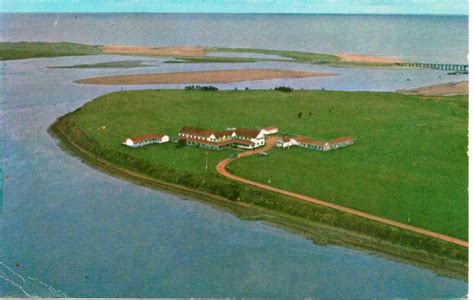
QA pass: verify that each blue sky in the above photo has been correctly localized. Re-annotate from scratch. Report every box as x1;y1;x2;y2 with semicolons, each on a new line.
0;0;468;15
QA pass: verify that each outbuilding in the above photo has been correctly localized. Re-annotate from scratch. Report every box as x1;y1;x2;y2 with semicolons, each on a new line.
262;126;279;135
123;134;169;147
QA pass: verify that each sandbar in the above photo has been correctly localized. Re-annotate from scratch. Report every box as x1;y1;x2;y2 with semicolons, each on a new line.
76;69;335;85
336;53;403;64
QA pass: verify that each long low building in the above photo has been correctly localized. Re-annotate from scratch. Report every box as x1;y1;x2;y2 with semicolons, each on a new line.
277;135;354;151
123;134;169;147
178;126;271;150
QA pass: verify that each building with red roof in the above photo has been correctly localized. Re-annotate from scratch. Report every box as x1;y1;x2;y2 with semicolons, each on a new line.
277;135;354;151
178;126;268;150
123;133;169;147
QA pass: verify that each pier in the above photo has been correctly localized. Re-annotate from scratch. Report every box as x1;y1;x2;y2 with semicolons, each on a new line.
397;62;468;72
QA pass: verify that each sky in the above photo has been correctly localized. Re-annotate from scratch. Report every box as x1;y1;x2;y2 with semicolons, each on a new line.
0;0;468;15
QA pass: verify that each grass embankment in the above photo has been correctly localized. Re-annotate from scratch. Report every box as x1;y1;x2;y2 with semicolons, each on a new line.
49;60;151;69
50;89;467;278
398;81;468;96
0;42;101;60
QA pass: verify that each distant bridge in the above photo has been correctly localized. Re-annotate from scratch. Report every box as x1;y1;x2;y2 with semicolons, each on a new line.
397;62;468;72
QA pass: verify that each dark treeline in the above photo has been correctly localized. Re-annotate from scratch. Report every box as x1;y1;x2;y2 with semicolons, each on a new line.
185;85;219;91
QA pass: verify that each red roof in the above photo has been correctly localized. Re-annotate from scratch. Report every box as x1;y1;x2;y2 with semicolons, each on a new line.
293;135;354;147
293;136;327;147
232;139;256;146
130;134;166;143
234;128;261;138
179;137;234;147
179;137;255;147
328;136;354;145
179;126;230;138
263;126;278;131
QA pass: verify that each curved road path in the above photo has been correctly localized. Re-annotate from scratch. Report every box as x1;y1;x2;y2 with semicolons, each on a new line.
216;136;468;248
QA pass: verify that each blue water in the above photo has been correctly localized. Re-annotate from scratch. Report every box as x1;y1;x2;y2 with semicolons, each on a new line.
0;14;468;297
0;13;468;64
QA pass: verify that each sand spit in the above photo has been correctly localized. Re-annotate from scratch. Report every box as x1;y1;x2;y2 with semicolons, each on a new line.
336;53;403;64
399;81;468;96
76;69;335;85
101;45;207;57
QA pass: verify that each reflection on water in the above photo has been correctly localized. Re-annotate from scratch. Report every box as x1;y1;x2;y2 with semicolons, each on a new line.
0;55;468;297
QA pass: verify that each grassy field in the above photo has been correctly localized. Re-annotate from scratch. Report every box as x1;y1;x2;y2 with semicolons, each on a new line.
68;89;467;240
49;60;151;68
0;42;102;60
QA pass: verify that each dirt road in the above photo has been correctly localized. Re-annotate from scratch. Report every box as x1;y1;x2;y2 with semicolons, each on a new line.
216;137;468;248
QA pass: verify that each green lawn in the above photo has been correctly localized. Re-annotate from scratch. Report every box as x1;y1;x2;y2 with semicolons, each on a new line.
0;42;102;60
71;89;467;240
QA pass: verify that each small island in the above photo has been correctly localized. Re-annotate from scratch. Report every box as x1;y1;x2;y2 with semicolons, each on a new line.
74;69;335;85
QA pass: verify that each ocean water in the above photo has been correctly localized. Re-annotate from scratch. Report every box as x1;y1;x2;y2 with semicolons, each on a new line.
0;14;469;297
0;13;468;64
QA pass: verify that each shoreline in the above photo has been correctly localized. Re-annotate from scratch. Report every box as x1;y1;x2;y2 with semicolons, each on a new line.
48;112;468;281
398;80;468;96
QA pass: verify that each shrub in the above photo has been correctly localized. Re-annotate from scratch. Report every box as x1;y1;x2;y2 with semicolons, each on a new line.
185;85;218;91
274;86;293;92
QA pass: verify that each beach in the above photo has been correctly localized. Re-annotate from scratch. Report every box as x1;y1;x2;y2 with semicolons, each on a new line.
336;53;404;64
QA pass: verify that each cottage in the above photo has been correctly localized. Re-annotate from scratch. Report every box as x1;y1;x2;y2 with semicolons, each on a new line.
123;134;169;147
326;136;354;150
293;136;329;151
277;135;354;151
276;136;296;148
262;126;279;135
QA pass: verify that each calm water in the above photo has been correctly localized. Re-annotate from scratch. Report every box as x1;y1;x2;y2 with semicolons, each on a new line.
0;13;468;64
0;13;469;297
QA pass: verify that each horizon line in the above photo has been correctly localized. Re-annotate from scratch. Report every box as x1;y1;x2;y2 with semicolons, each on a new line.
0;11;468;16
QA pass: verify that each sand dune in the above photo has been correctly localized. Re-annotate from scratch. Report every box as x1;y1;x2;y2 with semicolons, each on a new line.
76;69;335;85
336;53;403;64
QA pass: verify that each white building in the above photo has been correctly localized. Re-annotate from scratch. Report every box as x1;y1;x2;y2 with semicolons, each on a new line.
123;134;169;147
233;128;266;149
277;135;354;151
178;126;266;150
262;126;279;135
276;136;299;148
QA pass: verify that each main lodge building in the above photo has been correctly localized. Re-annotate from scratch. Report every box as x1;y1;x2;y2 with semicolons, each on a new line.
178;126;277;150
